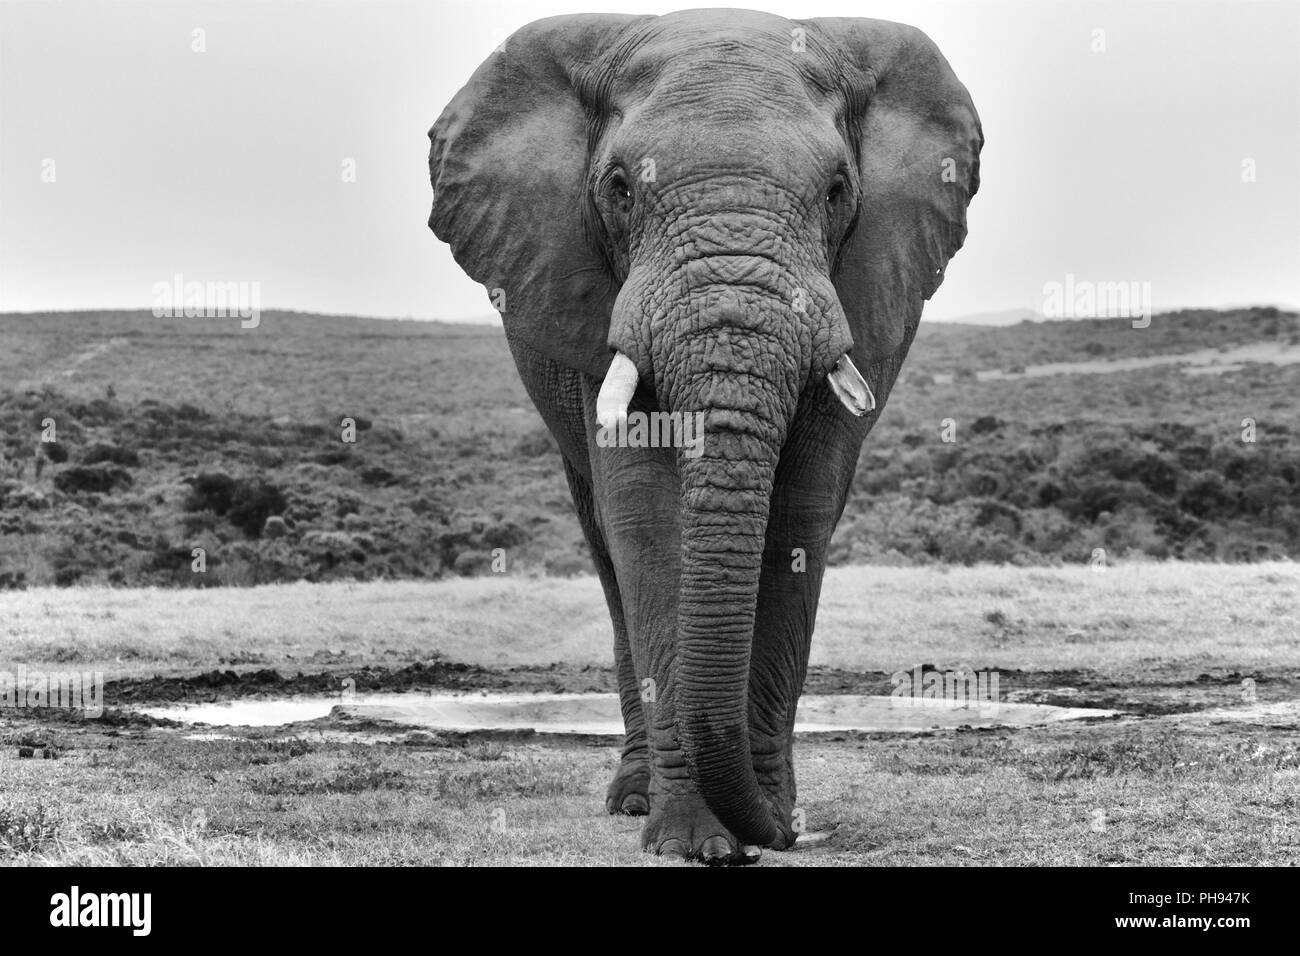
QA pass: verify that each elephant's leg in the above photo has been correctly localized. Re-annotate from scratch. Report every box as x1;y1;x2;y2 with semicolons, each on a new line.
499;338;653;815
560;457;650;816
748;408;866;843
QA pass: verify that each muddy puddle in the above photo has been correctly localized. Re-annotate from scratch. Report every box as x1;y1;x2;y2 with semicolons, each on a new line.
140;691;1117;734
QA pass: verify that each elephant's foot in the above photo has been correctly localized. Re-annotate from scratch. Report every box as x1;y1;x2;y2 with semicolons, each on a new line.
641;792;762;865
605;747;651;816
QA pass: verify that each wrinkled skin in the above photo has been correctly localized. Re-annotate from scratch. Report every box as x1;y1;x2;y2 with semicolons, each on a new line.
429;9;981;863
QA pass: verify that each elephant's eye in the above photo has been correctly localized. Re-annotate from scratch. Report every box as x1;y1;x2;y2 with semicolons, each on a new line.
608;172;632;205
825;180;846;207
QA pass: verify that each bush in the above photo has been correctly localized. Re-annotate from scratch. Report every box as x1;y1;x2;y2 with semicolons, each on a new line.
227;478;288;537
263;516;290;538
515;428;559;458
453;550;494;576
39;442;69;463
483;521;528;549
1179;473;1232;518
183;473;286;537
52;465;131;495
81;442;140;467
185;473;237;514
544;551;589;577
360;465;398;486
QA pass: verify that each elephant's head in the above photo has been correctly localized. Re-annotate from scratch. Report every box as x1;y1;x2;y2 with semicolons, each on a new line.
429;9;981;847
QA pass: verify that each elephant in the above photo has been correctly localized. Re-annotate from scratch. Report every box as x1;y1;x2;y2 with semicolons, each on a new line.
428;8;981;863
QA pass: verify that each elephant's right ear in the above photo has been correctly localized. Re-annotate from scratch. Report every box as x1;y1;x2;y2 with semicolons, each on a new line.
429;15;646;379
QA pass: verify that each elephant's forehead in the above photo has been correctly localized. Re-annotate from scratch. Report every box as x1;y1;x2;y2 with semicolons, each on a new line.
608;10;846;109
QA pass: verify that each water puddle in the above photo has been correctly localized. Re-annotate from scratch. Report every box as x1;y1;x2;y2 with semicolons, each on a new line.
140;691;1116;734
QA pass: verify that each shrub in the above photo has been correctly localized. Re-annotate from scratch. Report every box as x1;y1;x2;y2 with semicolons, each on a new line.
483;521;528;550
515;427;558;458
453;550;494;576
81;442;140;467
227;478;287;537
52;465;131;495
185;473;237;514
544;551;589;577
1179;473;1232;518
360;465;398;486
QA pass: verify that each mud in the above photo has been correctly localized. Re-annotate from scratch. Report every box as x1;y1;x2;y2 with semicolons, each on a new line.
102;661;1293;714
15;661;1292;737
105;660;617;706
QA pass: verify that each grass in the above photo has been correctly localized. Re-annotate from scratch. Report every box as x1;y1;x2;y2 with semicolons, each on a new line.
1;562;1295;680
0;562;1297;865
1;715;1295;866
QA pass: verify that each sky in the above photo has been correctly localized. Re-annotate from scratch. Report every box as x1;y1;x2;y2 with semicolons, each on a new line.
0;0;1297;324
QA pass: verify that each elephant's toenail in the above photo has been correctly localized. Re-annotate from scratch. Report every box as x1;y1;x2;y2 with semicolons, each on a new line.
658;839;688;857
741;845;763;863
699;836;734;863
621;794;649;815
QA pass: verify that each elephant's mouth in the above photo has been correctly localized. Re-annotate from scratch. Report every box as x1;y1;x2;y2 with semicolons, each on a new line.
595;350;874;427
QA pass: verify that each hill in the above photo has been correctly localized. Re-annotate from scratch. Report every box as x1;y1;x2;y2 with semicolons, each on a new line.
0;306;1297;587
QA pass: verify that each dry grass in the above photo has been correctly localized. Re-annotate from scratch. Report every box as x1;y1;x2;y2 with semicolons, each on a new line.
1;717;1296;866
1;562;1295;679
1;561;1297;866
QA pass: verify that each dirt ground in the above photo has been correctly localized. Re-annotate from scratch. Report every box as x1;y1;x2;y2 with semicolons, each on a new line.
2;565;1297;865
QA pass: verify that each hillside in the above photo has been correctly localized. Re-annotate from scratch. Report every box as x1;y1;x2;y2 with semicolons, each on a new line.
0;306;1297;587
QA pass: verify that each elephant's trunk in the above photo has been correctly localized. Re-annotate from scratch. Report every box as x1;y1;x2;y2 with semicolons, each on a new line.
674;405;788;847
660;289;807;850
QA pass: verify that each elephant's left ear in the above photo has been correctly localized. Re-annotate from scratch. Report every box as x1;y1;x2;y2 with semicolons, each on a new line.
429;15;648;379
804;18;983;369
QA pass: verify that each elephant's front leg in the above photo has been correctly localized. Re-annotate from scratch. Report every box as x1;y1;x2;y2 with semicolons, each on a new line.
558;458;650;816
586;404;748;863
749;409;865;843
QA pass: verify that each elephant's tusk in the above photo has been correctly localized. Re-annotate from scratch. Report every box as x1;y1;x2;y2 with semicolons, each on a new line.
596;352;639;431
827;354;876;416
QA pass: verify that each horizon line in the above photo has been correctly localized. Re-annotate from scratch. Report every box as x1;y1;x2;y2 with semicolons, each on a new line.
0;302;1295;327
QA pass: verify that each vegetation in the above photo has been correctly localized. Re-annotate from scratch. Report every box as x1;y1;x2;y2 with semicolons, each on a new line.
0;306;1296;587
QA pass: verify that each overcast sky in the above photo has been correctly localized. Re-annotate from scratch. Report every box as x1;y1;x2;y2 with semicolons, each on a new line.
1;0;1296;323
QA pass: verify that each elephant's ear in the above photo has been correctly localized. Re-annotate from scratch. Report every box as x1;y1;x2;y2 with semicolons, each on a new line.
429;15;646;379
806;19;982;366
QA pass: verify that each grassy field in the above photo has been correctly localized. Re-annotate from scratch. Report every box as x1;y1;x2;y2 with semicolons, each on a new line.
2;562;1297;678
1;562;1297;866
